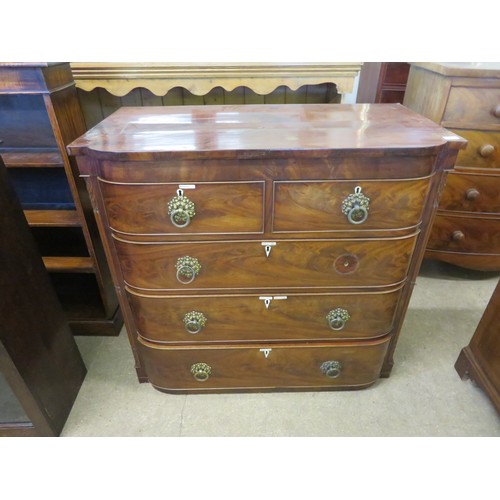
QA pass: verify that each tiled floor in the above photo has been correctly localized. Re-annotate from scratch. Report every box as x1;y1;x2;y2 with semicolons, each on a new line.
61;260;500;436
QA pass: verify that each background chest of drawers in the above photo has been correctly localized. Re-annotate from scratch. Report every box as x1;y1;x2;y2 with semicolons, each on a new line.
403;62;500;271
68;103;465;393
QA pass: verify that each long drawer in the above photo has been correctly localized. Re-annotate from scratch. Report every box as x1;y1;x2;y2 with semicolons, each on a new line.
127;285;403;343
427;214;500;254
138;336;391;392
451;129;499;168
439;171;500;214
114;233;418;291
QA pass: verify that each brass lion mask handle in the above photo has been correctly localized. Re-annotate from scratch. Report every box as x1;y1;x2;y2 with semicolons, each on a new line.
326;308;350;331
341;186;370;224
183;311;207;334
168;189;196;228
191;362;212;382
320;360;343;379
175;256;201;284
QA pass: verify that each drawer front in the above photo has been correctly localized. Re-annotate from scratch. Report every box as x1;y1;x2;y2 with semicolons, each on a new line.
451;129;500;168
99;180;265;235
439;172;500;214
273;177;431;232
139;336;391;391
427;214;500;254
115;234;418;291
444;87;500;127
127;286;403;343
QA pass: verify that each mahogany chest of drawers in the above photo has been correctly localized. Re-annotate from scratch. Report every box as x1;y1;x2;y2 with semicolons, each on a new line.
404;62;500;271
68;104;465;393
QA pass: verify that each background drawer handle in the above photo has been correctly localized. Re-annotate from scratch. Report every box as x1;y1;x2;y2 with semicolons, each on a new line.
320;360;342;379
493;105;500;118
176;256;201;284
168;191;196;228
465;188;480;201
478;144;495;158
326;308;350;330
452;230;465;242
191;362;211;382
342;186;370;224
183;311;207;334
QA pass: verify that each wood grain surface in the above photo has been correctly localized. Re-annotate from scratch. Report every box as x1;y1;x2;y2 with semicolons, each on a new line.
427;214;500;253
114;234;417;291
127;285;403;343
67;104;465;161
438;171;500;213
138;336;391;392
100;179;264;235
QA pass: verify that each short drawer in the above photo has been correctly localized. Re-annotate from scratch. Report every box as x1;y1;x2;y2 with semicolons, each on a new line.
99;179;265;235
114;234;418;291
439;171;500;214
444;87;500;127
138;336;391;392
450;130;499;168
273;177;431;232
127;286;403;343
427;214;500;254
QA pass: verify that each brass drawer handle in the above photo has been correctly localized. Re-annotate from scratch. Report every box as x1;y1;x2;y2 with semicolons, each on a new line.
191;362;211;382
465;188;480;201
452;230;465;242
168;190;196;228
320;360;342;379
326;308;350;330
183;311;207;334
478;144;495;158
342;186;370;224
176;256;201;284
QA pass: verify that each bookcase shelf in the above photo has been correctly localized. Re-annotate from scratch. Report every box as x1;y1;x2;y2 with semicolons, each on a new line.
0;63;122;336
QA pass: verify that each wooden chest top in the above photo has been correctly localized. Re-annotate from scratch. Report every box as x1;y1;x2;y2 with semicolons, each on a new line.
67;103;466;162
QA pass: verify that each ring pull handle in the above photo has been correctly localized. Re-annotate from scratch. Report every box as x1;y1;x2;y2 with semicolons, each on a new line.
183;311;207;334
168;189;196;228
326;308;350;331
320;360;342;379
341;186;370;224
478;144;495;158
191;362;211;382
176;256;201;284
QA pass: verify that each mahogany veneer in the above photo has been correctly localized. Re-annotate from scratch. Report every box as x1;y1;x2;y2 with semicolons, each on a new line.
68;103;465;393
